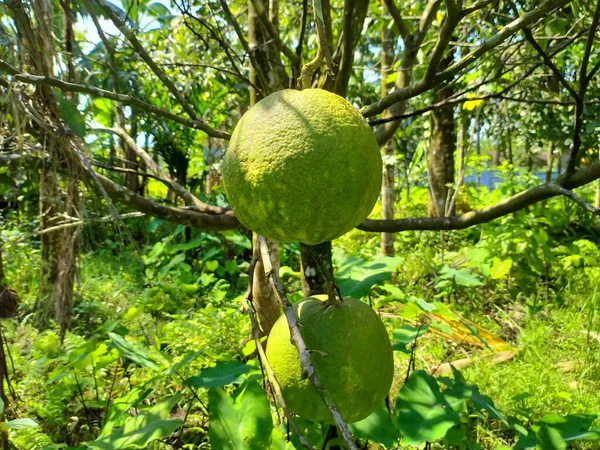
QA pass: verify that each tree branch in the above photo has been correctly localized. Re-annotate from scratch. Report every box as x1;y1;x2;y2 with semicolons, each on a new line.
218;0;269;93
242;250;315;450
358;160;600;232
0;61;231;139
360;0;573;117
567;1;600;174
92;127;227;214
507;0;579;100
94;0;201;123
554;186;600;215
90;170;239;231
461;0;498;17
249;0;300;65
301;0;333;88
384;0;411;43
257;236;357;450
92;160;167;182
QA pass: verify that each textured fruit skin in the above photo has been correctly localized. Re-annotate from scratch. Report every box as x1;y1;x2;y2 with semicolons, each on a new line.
265;297;394;423
222;89;382;245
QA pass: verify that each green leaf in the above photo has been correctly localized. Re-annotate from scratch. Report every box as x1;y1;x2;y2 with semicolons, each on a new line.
334;250;401;298
205;260;219;272
4;418;39;430
88;395;183;449
443;368;507;424
537;426;567;450
96;386;153;439
158;253;186;280
515;414;600;449
392;324;429;354
185;361;258;389
57;95;86;138
208;380;273;449
440;267;484;287
490;257;513;279
393;370;460;444
164;351;203;377
235;379;273;448
108;333;161;370
221;231;252;249
349;403;398;447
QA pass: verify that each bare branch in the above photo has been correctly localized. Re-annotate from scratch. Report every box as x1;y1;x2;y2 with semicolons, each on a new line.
243;250;315;450
422;3;462;82
249;0;300;65
92;160;167;182
257;236;358;450
94;0;201;122
296;0;309;67
91;169;238;231
555;186;600;215
384;0;411;42
439;0;572;81
358;161;600;232
360;0;573;117
567;1;600;174
461;0;498;17
415;0;443;43
218;0;269;92
507;0;579;100
92;127;227;214
0;61;231;139
301;0;333;88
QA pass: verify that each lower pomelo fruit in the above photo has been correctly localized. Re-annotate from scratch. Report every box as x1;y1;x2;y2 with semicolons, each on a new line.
266;297;394;423
222;88;382;245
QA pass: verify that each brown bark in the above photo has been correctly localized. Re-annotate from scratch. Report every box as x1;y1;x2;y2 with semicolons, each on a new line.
252;235;281;335
8;0;82;336
428;81;455;217
504;101;513;165
330;0;369;96
475;106;481;187
546;141;554;183
248;0;284;336
380;9;395;256
300;242;334;297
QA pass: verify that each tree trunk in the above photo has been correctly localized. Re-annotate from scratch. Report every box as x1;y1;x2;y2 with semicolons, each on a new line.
300;242;334;296
546;141;554;183
504;101;513;166
252;235;281;335
380;6;395;256
248;0;283;336
9;0;81;337
428;82;455;217
475;106;481;188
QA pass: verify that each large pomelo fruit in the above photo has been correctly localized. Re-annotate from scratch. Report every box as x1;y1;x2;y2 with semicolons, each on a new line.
265;297;394;423
222;89;382;245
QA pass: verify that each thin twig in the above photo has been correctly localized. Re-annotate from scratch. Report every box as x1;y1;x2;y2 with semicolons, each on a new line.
300;0;332;88
94;0;200;122
242;249;315;450
257;236;358;450
554;186;600;215
249;0;300;65
567;0;600;174
92;127;226;214
359;162;600;232
0;61;230;139
360;0;573;117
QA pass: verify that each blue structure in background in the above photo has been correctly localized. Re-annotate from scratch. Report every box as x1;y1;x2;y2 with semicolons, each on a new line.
463;170;559;189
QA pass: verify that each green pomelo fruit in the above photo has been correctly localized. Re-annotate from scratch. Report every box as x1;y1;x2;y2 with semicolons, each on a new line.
222;89;382;245
265;297;394;424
